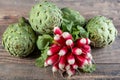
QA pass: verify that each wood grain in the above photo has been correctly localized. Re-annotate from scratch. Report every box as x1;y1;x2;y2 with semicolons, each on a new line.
0;63;120;80
0;0;120;79
0;0;120;25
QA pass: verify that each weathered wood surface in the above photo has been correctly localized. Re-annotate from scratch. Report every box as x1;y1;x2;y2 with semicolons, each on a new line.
0;0;120;80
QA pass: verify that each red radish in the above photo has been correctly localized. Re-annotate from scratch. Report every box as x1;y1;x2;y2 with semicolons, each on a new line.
72;63;78;69
52;66;58;72
47;54;59;65
72;47;82;55
44;61;48;67
66;39;74;48
86;52;93;60
59;56;66;70
76;55;88;68
62;32;72;40
45;27;95;76
47;44;61;56
54;34;65;45
44;55;53;67
52;62;59;72
67;67;75;77
67;54;75;65
65;64;70;70
85;38;91;45
58;46;68;56
50;44;59;47
81;59;88;68
82;45;91;53
53;27;62;35
80;53;87;58
87;59;92;65
77;38;86;47
54;34;61;41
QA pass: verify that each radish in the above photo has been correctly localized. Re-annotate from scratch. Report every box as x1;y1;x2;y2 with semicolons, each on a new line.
80;59;88;68
54;34;60;41
72;47;82;55
76;55;88;68
44;27;95;76
46;54;59;65
67;67;75;77
47;44;61;56
82;45;91;53
50;44;59;47
87;59;92;65
58;46;68;56
53;27;62;35
72;63;78;69
59;56;66;70
67;54;75;65
44;61;48;67
77;38;87;47
85;38;91;45
52;61;59;72
62;32;72;40
65;64;70;70
86;52;93;60
52;66;58;72
66;39;74;48
54;34;65;45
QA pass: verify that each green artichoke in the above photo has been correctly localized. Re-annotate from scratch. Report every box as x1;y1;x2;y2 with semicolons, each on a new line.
86;16;117;47
29;1;62;34
2;17;36;57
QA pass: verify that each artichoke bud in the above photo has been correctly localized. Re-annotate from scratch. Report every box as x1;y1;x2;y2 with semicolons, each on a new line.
86;16;117;47
29;1;62;34
2;17;36;57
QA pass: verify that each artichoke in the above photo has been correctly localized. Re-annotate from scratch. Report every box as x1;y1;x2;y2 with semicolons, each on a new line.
2;17;36;57
86;16;117;47
29;1;62;34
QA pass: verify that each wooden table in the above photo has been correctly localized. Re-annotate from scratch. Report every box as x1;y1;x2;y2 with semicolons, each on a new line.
0;0;120;80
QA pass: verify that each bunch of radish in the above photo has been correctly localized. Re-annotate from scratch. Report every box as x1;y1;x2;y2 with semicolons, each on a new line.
44;27;95;77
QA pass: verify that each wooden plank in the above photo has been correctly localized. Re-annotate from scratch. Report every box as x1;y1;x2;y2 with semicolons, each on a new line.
0;0;120;26
0;63;119;80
